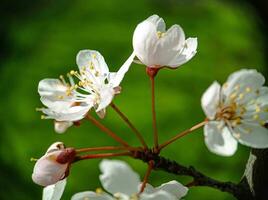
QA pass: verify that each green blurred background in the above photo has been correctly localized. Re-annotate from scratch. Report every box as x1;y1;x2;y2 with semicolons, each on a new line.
0;0;267;199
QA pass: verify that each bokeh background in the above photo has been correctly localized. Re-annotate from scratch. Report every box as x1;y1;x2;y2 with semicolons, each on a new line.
0;0;267;199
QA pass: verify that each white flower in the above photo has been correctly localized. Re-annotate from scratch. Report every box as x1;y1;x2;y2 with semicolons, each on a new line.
201;69;268;156
74;50;135;118
133;14;197;68
71;159;188;200
32;142;76;186
38;50;135;125
38;78;92;133
42;179;66;200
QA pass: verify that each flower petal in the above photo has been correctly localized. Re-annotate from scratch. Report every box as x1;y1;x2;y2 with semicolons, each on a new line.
141;190;177;200
42;179;67;200
204;121;238;156
71;191;113;200
146;14;166;32
168;37;198;68
54;121;73;134
109;51;135;87
201;81;221;120
222;69;265;104
99;159;140;195
76;50;109;77
232;121;268;148
38;79;73;108
155;181;188;199
96;87;115;112
41;104;91;121
32;151;68;186
133;20;158;66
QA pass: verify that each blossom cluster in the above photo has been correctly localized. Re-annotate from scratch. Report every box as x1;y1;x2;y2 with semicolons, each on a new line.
33;14;268;200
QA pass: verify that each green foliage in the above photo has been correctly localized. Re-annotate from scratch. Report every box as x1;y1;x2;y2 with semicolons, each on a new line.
0;0;264;199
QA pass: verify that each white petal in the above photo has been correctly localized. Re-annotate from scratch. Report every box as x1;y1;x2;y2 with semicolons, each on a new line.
71;191;113;200
232;121;268;148
109;52;135;87
201;81;221;120
96;87;115;112
204;121;238;156
42;104;91;121
146;15;166;32
99;159;140;195
38;79;73;108
54;121;73;134
141;190;177;200
76;50;109;76
222;69;265;102
46;142;65;154
42;179;67;200
168;37;198;67
32;151;68;186
155;181;188;199
151;24;185;66
133;20;158;67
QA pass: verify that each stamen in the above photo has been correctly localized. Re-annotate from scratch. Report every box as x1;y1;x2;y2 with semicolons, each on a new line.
233;132;241;139
95;188;103;194
245;87;251;93
157;31;165;38
30;157;38;162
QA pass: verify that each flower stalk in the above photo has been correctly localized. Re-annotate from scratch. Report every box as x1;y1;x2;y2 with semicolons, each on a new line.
86;114;130;147
159;120;208;150
147;67;160;152
111;102;148;149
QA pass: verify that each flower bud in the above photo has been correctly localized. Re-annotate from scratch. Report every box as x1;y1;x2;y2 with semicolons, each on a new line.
32;142;76;186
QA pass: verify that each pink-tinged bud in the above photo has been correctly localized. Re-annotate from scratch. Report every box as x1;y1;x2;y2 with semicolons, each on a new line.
32;142;76;186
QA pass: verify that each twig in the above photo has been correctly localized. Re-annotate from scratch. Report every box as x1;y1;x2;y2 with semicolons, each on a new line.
111;102;148;149
86;114;130;147
159;120;207;150
133;150;241;198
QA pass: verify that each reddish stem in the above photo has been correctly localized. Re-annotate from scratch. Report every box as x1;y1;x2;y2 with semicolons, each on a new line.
149;73;159;151
111;102;148;149
86;114;130;147
76;146;141;153
159;120;208;150
139;160;154;193
76;152;132;161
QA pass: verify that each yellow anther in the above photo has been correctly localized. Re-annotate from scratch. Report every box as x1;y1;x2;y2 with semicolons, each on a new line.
30;157;38;162
245;87;251;92
230;92;237;100
95;71;99;77
82;66;86;71
70;70;76;75
223;83;228;89
256;106;261;113
57;95;64;100
157;31;165;38
239;93;244;100
233;132;241;139
92;53;97;59
234;84;240;90
95;188;103;194
256;89;260;95
41;115;46;119
90;62;94;70
253;114;259;120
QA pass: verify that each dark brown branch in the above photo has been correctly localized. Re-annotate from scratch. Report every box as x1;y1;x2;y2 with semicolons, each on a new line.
133;150;245;199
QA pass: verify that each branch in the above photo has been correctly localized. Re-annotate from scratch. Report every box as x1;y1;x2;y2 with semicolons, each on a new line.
133;150;244;198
